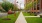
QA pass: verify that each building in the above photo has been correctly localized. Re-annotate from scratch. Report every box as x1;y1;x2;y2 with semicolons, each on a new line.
24;0;41;13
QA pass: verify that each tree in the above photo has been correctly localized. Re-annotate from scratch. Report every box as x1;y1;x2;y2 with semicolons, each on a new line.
24;1;37;15
25;1;36;10
1;2;14;12
13;5;18;11
1;1;14;20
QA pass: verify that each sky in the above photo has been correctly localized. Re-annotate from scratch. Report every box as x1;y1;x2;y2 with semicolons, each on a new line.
16;0;24;9
0;0;24;9
0;0;2;1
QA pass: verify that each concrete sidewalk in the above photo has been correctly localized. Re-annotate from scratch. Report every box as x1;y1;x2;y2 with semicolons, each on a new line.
0;13;8;17
25;16;40;17
15;11;27;23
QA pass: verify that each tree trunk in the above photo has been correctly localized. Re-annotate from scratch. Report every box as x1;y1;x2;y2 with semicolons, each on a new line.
14;11;16;17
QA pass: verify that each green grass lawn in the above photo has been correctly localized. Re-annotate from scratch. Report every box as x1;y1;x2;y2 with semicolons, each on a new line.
0;12;20;23
25;17;42;23
23;12;35;16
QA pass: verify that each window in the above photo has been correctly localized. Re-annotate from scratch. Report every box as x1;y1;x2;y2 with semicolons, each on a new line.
37;0;40;10
34;3;36;10
34;8;36;10
37;4;39;10
34;0;36;1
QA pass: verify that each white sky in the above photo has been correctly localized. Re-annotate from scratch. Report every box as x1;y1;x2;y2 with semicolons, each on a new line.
16;0;24;9
0;0;24;9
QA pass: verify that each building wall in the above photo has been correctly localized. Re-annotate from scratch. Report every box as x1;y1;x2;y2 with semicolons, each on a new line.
25;0;40;13
31;0;40;13
40;0;42;12
41;0;42;9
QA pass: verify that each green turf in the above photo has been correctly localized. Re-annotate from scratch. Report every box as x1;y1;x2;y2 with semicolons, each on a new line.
0;12;20;23
23;12;35;16
25;17;42;23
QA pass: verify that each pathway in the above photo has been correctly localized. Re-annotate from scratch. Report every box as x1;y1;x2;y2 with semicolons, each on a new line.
25;16;40;17
0;13;8;17
15;11;27;23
